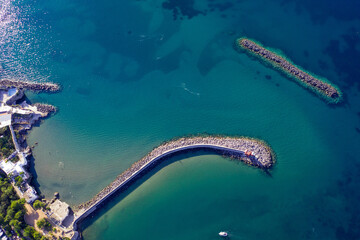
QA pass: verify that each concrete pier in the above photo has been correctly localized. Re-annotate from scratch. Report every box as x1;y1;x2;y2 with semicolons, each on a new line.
72;136;274;230
236;37;342;103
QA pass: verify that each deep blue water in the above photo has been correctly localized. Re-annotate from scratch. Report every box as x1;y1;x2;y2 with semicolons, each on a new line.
1;0;360;239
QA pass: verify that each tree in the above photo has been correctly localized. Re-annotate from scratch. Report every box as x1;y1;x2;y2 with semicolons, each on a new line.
24;226;35;238
6;208;15;218
33;231;42;240
1;148;10;157
4;225;11;236
9;219;22;232
4;214;12;223
10;199;25;212
37;218;45;229
15;176;23;187
0;178;29;239
33;200;45;210
4;186;16;200
14;210;24;221
37;218;52;231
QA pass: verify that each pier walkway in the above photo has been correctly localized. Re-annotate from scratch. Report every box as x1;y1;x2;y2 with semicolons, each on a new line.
9;125;20;152
72;136;273;230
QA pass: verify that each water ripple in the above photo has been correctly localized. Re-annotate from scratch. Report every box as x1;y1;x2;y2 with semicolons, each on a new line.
0;0;50;82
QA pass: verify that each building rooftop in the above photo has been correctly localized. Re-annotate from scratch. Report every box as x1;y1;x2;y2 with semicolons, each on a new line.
0;113;11;127
49;199;71;226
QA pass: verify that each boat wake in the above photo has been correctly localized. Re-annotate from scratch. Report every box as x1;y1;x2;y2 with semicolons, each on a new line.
181;82;200;96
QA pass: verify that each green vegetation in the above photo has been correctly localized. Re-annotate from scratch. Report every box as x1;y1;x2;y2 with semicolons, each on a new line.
36;218;52;232
0;127;15;159
0;177;43;239
9;155;20;163
33;200;46;210
15;130;21;142
24;226;44;240
15;175;23;187
0;177;24;236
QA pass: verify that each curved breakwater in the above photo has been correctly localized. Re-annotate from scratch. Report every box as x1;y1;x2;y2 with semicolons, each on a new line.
235;38;342;104
73;136;274;230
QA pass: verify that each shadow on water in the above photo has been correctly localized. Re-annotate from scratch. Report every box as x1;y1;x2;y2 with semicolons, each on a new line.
13;91;59;196
28;154;42;195
22;118;59;196
78;149;271;232
22;90;53;102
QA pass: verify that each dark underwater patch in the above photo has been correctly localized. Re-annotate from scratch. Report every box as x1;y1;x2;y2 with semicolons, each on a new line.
162;0;205;20
318;59;329;70
76;87;92;96
324;30;360;91
303;50;309;57
355;127;360;134
208;1;234;12
282;0;360;23
161;0;235;21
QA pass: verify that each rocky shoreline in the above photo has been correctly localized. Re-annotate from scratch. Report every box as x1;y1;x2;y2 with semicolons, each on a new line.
13;103;57;150
0;83;78;239
74;136;274;224
33;103;57;114
236;38;342;103
0;79;60;92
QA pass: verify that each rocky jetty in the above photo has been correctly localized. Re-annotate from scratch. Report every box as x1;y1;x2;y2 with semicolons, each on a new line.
236;38;342;103
0;79;60;92
74;136;274;224
33;103;57;114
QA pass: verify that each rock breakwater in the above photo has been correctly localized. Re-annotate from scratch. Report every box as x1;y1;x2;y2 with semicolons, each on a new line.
33;103;57;114
235;37;342;103
74;136;274;228
0;79;60;92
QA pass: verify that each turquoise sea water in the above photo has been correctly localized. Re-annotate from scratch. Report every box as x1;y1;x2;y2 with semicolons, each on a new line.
1;0;360;239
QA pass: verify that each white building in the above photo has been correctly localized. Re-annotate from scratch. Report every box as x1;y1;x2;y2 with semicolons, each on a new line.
0;89;39;203
0;112;11;127
49;199;72;226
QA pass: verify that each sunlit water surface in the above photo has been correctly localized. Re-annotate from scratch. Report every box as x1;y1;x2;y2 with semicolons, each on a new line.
1;0;360;239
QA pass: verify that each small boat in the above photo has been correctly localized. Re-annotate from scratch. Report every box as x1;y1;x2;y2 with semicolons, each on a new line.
219;231;228;237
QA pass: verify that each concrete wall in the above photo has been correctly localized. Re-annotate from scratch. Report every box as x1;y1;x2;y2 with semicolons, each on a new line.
73;144;248;228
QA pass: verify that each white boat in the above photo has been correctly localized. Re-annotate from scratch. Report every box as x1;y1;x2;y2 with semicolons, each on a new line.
219;231;228;237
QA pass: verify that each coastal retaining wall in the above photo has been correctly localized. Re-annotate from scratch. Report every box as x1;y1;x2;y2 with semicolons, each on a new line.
72;136;273;230
9;125;20;152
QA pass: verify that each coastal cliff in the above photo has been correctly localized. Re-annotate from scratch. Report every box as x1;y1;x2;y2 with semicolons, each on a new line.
0;83;76;239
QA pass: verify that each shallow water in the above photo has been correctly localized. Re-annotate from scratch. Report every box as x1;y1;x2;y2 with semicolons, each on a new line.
1;0;360;239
